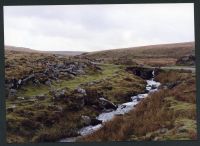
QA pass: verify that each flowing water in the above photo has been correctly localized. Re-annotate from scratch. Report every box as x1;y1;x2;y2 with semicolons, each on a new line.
60;70;161;142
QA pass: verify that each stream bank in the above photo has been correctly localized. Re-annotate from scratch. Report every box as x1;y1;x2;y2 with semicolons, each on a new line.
60;70;161;142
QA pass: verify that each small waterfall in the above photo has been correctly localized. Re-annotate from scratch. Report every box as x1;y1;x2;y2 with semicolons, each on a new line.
152;69;155;78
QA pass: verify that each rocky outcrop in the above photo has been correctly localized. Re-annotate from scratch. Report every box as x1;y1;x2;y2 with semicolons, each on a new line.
176;55;195;66
81;116;102;126
5;60;102;98
99;98;117;110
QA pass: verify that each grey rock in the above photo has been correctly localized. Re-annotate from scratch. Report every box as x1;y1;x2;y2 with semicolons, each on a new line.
48;104;63;112
76;69;85;75
53;89;66;100
8;89;17;97
76;87;86;95
154;137;159;141
151;85;157;90
68;74;75;79
7;104;16;112
22;74;35;83
99;98;117;110
178;127;188;133
159;128;168;134
35;94;46;100
45;80;51;86
81;115;91;126
17;96;25;100
18;79;22;85
28;97;38;102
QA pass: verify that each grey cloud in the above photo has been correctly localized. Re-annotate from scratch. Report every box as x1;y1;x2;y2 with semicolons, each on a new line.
3;4;194;52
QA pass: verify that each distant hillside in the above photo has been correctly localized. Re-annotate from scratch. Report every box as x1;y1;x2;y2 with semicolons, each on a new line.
80;42;195;60
5;45;38;53
5;45;86;56
43;51;86;56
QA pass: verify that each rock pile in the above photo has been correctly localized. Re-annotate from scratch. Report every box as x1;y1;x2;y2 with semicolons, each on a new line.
5;60;101;98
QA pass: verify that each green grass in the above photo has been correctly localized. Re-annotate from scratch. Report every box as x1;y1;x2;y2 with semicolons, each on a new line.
166;96;195;111
17;64;121;97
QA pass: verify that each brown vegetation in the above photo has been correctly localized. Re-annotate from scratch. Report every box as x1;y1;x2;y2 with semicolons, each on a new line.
80;42;194;66
135;58;177;67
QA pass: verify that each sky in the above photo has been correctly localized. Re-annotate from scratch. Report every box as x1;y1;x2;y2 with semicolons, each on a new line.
3;4;194;52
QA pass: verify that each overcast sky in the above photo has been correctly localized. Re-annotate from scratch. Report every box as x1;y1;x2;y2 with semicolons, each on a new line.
4;4;194;52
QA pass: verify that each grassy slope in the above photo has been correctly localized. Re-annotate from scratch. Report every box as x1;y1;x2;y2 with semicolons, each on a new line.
80;70;197;141
83;42;194;59
80;42;194;66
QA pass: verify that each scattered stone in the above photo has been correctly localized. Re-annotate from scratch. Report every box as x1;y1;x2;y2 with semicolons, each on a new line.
159;128;168;134
7;104;16;112
5;60;91;92
90;118;102;126
8;89;17;97
164;81;181;89
99;98;117;110
45;80;51;86
76;69;85;75
68;74;75;79
76;87;86;95
102;109;115;113
120;105;126;109
29;98;38;102
22;74;35;83
151;84;157;90
154;137;160;141
53;89;66;100
35;94;46;100
17;96;25;100
178;127;188;133
81;115;91;126
48;104;63;112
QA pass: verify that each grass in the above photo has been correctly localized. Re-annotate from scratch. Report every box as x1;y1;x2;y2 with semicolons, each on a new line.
167;96;195;111
82;70;146;104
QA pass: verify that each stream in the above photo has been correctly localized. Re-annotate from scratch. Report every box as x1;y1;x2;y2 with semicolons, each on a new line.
60;70;161;142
